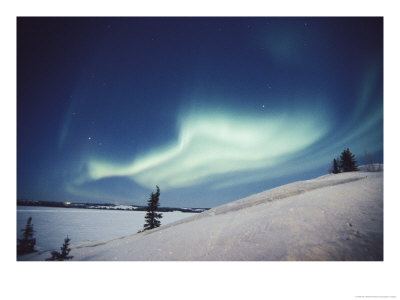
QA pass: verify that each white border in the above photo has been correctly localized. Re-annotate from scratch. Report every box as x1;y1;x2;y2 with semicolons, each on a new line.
2;1;399;300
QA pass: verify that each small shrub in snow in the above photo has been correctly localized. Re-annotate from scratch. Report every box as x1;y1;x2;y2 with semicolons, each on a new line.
362;149;381;172
46;236;73;261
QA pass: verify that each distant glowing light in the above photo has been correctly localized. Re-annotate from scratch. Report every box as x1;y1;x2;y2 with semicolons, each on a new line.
85;108;329;190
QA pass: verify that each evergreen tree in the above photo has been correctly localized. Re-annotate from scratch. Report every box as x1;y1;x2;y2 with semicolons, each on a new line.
46;236;73;261
332;158;340;174
17;217;36;255
339;148;358;172
143;185;162;231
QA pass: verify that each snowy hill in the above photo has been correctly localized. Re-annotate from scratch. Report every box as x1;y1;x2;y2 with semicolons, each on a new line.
22;166;383;261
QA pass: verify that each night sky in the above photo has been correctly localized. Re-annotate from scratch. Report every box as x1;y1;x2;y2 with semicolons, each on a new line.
17;17;383;207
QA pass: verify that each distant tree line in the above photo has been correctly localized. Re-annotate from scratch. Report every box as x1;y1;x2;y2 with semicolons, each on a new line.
17;199;209;213
331;148;358;174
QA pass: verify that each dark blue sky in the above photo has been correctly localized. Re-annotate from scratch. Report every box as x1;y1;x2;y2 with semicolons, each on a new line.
17;17;383;207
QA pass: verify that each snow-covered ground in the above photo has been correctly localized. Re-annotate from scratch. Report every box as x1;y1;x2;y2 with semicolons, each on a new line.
17;207;196;253
20;166;383;261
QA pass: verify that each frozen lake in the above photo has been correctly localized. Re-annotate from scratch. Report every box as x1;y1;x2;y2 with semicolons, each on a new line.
17;206;196;252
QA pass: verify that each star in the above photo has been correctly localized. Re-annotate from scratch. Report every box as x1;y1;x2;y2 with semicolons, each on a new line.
88;137;92;140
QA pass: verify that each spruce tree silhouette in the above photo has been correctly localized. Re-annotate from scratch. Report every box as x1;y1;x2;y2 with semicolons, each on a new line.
143;185;162;231
332;158;340;174
46;236;73;261
17;217;36;255
339;148;358;172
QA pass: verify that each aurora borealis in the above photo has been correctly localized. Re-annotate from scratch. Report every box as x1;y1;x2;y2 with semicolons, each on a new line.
17;17;383;207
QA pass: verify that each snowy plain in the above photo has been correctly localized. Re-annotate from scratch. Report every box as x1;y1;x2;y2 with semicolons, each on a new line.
17;207;196;253
19;165;383;261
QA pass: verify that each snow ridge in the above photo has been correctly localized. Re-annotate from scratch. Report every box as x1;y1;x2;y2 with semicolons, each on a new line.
20;168;383;261
141;173;368;236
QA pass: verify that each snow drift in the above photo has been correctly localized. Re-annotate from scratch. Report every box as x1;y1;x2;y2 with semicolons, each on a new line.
21;166;383;261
